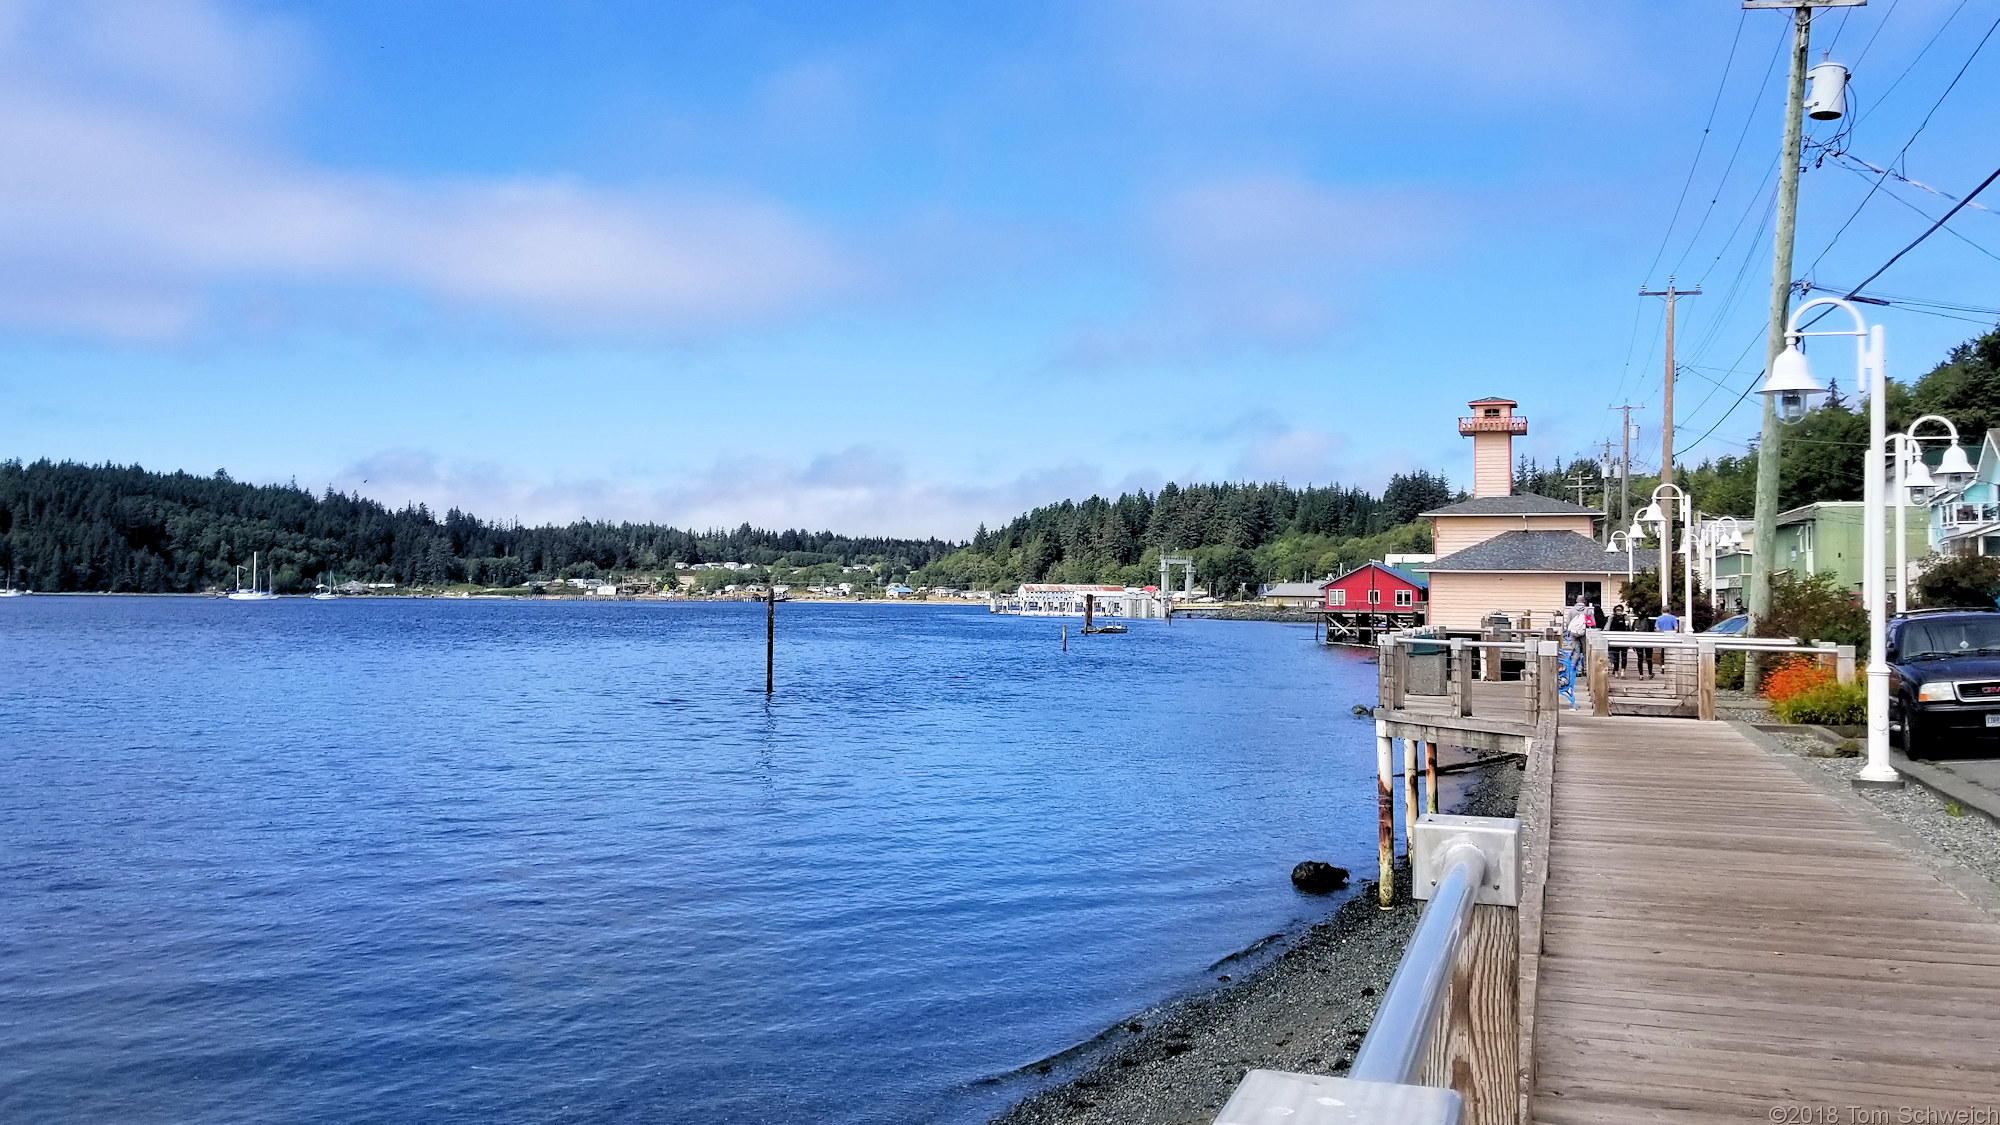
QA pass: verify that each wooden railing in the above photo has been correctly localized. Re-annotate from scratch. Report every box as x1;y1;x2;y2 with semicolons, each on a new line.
1581;632;1854;720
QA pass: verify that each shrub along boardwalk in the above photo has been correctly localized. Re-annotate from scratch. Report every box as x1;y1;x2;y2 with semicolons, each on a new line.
1532;715;2000;1122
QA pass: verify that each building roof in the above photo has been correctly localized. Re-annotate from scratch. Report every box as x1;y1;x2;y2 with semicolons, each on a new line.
1421;494;1602;518
1467;396;1518;406
1329;560;1429;590
1262;581;1331;598
1425;530;1624;574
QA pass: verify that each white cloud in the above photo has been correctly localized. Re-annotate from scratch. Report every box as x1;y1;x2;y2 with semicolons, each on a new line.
332;446;1111;540
0;0;856;339
1064;173;1448;363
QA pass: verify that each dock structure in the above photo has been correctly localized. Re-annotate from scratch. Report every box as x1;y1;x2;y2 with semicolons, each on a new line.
1531;715;2000;1122
1216;631;2000;1125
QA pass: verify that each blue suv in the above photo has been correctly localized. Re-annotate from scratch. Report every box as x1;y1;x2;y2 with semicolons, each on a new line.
1888;609;2000;757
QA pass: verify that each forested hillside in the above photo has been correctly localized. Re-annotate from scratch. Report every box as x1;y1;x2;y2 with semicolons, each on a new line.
913;472;1456;596
0;461;957;593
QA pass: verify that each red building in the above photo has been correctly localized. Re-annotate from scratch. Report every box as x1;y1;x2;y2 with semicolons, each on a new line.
1321;562;1428;638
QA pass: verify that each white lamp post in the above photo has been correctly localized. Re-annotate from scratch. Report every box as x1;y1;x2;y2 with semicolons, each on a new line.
1638;483;1693;632
1757;297;1902;790
1604;529;1637;585
1692;516;1744;611
1889;414;1973;612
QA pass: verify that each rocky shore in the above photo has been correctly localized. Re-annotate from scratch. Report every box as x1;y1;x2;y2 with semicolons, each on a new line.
989;756;1523;1125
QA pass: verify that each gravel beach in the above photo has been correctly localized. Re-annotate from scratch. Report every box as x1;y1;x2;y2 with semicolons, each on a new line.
989;757;1523;1125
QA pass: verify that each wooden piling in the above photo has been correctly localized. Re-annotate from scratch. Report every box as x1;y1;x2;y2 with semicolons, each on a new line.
766;584;775;695
1376;722;1395;908
1425;739;1439;815
1403;733;1418;847
1061;624;1068;652
1084;592;1095;632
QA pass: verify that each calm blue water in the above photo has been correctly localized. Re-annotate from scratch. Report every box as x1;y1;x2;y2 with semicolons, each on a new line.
1;598;1401;1123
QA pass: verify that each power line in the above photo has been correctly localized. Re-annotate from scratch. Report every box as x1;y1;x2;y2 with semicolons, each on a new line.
1666;20;1786;281
1801;0;1985;280
1641;9;1750;287
1831;162;2000;263
1851;0;1900;69
1831;162;2000;301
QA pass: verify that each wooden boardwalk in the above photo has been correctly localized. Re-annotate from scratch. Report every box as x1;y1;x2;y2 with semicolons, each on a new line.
1532;715;2000;1123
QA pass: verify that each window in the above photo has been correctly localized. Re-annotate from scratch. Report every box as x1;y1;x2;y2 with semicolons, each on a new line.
1329;589;1346;606
1563;581;1603;606
1983;536;2000;557
1368;589;1382;605
1483;407;1499;417
1395;589;1413;607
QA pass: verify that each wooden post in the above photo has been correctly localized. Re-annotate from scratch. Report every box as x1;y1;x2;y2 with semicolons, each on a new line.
1536;641;1559;716
1424;739;1439;815
1084;592;1095;632
1697;638;1717;722
1061;624;1067;652
1417;905;1519;1125
766;584;776;695
1837;644;1856;684
1403;733;1418;847
1376;722;1395;908
1589;632;1610;717
1451;639;1472;717
1391;640;1411;710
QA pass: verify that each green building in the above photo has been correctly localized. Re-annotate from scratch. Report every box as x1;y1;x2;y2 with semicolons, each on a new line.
1708;502;1929;612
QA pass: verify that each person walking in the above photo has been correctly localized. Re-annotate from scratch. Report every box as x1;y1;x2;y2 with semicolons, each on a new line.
1633;605;1656;678
1655;605;1681;681
1608;604;1630;677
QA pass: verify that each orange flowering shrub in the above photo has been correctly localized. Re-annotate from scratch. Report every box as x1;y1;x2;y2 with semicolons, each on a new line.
1759;655;1835;703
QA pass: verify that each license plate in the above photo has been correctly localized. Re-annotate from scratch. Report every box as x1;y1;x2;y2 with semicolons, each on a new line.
1986;714;2000;728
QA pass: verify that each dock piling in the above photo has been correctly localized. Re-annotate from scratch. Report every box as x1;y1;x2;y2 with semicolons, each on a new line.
766;585;775;695
1376;721;1395;908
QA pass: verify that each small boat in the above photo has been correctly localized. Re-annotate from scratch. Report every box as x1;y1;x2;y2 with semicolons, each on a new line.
227;552;279;601
0;569;22;598
1082;624;1127;634
312;572;340;601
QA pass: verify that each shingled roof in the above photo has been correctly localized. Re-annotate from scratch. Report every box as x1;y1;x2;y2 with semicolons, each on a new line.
1425;530;1623;573
1421;494;1602;518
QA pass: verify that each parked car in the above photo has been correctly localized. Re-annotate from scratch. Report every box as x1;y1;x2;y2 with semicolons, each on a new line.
1887;608;2000;757
1704;614;1749;635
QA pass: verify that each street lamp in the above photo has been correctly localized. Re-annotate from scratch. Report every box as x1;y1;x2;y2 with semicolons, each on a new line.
1604;529;1637;584
1692;516;1744;611
1638;482;1693;632
1756;296;1901;790
1889;414;1973;612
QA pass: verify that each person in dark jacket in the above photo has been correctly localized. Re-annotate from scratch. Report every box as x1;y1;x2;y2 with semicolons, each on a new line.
1608;605;1630;676
1633;606;1656;677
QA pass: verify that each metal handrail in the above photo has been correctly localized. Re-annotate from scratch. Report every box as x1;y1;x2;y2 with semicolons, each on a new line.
1348;846;1487;1084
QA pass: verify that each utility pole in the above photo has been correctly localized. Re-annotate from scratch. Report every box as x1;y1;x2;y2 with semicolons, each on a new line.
1601;438;1616;542
1611;404;1639;533
1639;279;1700;488
1746;0;1834;689
1639;281;1697;619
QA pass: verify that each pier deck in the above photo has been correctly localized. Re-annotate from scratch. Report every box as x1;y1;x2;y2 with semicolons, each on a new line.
1532;715;2000;1122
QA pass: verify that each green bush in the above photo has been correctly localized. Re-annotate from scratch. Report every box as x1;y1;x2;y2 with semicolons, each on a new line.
1716;651;1745;691
1771;680;1865;725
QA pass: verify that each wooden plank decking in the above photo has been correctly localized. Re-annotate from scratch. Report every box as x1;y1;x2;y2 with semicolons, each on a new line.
1533;715;2000;1123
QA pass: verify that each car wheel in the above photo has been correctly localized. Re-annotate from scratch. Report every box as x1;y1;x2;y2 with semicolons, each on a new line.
1904;710;1928;760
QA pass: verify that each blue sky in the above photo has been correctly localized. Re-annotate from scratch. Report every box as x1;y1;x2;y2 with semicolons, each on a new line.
3;0;1996;537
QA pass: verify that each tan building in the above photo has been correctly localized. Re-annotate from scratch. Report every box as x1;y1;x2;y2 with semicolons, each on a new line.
1420;397;1630;630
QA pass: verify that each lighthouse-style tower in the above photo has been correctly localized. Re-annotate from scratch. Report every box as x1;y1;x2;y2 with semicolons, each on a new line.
1458;397;1527;498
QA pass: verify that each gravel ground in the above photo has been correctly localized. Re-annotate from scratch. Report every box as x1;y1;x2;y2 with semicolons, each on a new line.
988;759;1523;1125
1768;729;2000;891
1712;687;1774;724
